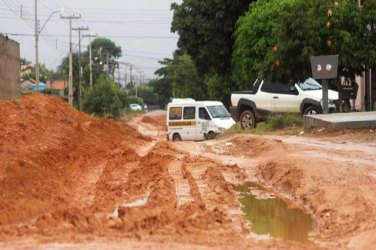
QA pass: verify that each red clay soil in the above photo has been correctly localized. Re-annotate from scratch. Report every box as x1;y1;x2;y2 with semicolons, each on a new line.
2;94;375;250
0;95;268;249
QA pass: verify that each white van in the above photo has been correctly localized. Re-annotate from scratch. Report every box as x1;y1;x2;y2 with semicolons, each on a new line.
166;98;235;141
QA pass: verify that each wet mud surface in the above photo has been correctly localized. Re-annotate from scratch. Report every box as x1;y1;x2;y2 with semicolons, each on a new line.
1;94;376;249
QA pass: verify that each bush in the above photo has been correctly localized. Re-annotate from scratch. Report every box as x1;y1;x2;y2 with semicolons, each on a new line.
267;113;303;130
127;95;143;106
83;77;123;119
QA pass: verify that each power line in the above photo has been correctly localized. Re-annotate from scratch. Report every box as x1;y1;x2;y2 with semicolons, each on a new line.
0;32;177;39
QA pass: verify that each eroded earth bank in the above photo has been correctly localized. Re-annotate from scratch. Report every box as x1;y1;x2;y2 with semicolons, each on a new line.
1;94;375;249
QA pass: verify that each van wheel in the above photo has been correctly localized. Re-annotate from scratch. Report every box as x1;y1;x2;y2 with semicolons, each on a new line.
172;133;182;141
206;131;216;140
240;110;256;129
304;106;320;115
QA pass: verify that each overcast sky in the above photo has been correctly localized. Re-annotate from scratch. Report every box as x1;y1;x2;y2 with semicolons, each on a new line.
1;0;182;83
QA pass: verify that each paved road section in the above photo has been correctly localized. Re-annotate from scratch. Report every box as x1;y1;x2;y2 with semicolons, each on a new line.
304;111;376;130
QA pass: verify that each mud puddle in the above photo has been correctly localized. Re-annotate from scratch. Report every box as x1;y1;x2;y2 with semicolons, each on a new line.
234;182;314;243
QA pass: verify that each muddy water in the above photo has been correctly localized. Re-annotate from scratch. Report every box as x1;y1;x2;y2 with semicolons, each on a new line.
235;182;314;243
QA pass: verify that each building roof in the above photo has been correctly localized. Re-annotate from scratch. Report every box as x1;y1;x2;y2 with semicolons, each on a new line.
47;80;67;90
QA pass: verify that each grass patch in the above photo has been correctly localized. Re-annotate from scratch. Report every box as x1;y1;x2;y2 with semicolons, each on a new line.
225;113;304;136
121;109;145;120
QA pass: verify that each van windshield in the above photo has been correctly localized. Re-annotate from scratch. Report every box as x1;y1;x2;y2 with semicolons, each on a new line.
207;105;231;118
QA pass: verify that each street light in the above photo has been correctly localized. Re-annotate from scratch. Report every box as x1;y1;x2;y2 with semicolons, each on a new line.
40;8;64;33
34;1;63;92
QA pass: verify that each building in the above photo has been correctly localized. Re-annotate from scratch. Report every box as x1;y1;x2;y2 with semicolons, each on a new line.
0;34;20;100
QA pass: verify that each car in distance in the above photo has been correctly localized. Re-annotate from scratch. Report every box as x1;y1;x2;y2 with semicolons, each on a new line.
230;78;339;129
129;103;142;111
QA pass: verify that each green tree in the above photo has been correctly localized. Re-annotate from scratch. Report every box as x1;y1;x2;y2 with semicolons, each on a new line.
233;0;376;89
83;77;123;118
171;0;254;103
58;38;122;108
171;0;254;77
136;85;158;105
150;58;173;107
22;63;53;83
168;53;207;100
82;38;122;85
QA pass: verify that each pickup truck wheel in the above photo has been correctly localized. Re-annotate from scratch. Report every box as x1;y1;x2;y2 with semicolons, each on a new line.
172;133;182;141
304;106;320;115
240;110;256;129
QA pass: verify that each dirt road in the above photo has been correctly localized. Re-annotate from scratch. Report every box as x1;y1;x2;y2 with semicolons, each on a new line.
1;94;376;249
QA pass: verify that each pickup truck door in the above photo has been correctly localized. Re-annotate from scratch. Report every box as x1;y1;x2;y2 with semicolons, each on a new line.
258;81;277;112
268;83;300;112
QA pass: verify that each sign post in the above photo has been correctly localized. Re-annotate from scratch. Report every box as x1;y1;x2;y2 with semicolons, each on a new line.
310;55;339;114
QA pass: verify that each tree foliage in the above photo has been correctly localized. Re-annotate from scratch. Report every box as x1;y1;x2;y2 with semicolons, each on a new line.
82;38;122;85
233;0;376;89
149;59;173;107
58;38;122;107
168;53;207;100
22;63;53;83
171;0;254;77
83;77;123;118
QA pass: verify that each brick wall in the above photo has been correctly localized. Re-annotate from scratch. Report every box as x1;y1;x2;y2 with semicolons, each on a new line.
0;35;20;100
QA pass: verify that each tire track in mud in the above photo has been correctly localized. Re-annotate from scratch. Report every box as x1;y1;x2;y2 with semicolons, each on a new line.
189;165;210;198
73;162;106;208
168;157;195;207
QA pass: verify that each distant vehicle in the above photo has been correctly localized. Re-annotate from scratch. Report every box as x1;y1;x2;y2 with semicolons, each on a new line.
166;98;235;141
230;78;339;129
129;103;142;111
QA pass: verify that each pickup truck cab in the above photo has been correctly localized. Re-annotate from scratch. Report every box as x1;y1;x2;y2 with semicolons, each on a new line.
230;78;339;129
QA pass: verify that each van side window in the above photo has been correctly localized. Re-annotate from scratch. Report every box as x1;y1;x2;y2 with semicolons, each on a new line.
199;108;211;120
183;106;195;119
169;107;182;120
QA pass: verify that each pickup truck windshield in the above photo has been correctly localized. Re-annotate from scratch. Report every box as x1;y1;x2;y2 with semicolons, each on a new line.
298;78;322;91
207;105;231;118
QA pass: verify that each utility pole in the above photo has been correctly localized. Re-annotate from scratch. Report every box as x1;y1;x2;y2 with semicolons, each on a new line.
129;64;133;86
117;64;120;85
136;70;143;97
124;64;127;86
83;33;97;89
73;26;89;111
34;0;39;92
138;71;143;85
60;14;81;106
356;0;372;111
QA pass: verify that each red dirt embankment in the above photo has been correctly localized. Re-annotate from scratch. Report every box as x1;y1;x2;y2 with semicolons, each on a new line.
0;94;147;226
0;94;260;249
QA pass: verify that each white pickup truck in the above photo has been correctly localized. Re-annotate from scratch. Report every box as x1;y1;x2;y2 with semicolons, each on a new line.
230;78;339;129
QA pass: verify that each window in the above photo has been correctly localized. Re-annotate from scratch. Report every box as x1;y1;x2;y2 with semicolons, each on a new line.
169;107;182;120
183;106;195;119
206;105;230;118
199;107;211;120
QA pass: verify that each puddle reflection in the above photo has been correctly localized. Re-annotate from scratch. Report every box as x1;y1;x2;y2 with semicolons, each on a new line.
234;182;314;243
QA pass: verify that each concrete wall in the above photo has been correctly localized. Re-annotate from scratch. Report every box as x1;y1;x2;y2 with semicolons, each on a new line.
0;35;20;100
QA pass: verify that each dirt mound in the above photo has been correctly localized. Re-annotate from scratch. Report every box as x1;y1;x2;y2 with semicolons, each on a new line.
140;114;166;131
225;134;287;157
0;94;148;226
140;116;156;124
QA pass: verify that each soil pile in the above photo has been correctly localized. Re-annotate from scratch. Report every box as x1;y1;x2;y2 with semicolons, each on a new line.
0;94;256;249
0;94;147;226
